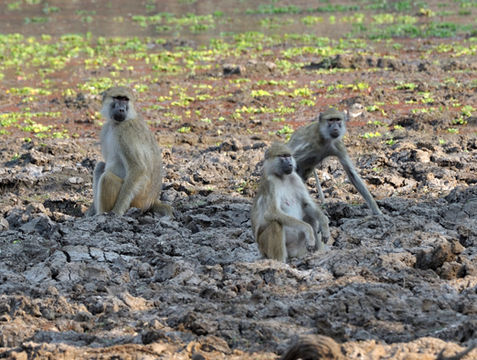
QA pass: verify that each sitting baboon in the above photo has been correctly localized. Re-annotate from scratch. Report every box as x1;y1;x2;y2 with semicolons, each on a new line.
251;142;330;262
86;86;172;217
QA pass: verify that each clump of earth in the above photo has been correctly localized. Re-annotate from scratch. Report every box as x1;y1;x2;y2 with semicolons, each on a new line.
1;46;476;359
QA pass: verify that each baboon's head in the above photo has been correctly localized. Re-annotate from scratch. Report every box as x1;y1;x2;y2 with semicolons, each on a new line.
264;142;296;177
101;86;136;123
319;108;347;140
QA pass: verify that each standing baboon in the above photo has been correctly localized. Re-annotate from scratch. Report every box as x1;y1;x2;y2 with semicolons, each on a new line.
251;142;330;262
287;108;382;215
86;86;172;217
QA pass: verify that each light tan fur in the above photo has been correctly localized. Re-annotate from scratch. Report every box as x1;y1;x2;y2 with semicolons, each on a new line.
251;143;330;262
86;86;172;217
287;108;382;216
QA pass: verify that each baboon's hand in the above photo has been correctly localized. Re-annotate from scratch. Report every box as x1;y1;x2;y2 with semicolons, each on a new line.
321;224;331;243
303;223;316;244
112;203;127;216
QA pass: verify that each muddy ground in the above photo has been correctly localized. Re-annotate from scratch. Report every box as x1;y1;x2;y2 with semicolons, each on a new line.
1;41;477;358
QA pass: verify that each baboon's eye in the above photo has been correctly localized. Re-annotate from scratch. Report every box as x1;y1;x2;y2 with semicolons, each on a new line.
113;96;129;101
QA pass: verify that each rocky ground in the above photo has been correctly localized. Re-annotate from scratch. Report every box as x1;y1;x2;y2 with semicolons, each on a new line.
1;42;477;359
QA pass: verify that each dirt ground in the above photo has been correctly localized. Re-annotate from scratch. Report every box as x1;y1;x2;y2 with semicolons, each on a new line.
1;38;477;359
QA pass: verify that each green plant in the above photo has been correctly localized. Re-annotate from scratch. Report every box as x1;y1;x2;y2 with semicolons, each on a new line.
361;131;382;139
276;125;294;135
452;116;466;125
7;1;22;11
366;105;386;115
461;105;474;117
24;17;49;24
251;89;272;97
302;16;324;25
177;126;191;133
395;82;417;90
419;8;435;17
368;120;386;127
246;4;301;15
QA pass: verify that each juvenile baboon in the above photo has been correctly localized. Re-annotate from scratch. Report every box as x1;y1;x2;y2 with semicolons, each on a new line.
251;142;330;262
281;335;343;360
287;108;382;215
86;86;172;217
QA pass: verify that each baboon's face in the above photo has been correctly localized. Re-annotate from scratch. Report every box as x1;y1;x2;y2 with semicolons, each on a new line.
110;96;129;122
278;154;295;175
265;143;296;177
319;110;346;140
326;117;344;139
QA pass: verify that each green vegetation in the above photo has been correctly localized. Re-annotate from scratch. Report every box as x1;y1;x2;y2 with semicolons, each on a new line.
395;82;417;90
246;4;301;15
276;125;294;135
0;111;62;138
132;13;216;33
0;1;475;142
461;105;474;117
361;131;382;139
177;126;191;133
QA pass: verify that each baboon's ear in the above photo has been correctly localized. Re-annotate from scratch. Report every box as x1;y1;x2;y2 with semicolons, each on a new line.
100;87;112;103
130;88;137;102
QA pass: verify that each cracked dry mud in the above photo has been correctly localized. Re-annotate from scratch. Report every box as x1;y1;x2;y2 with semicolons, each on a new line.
1;48;477;360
